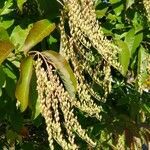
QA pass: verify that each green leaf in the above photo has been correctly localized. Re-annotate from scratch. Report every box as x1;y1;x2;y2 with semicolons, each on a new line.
28;70;40;119
15;56;33;112
48;35;57;45
10;25;32;52
131;32;143;54
33;97;40;119
0;66;6;88
137;46;149;87
0;20;14;29
96;8;108;19
42;50;77;98
0;27;9;40
6;76;16;99
0;0;13;15
138;46;147;74
118;40;130;76
142;104;150;114
110;0;124;16
0;40;14;64
126;0;134;9
23;19;55;52
3;63;17;80
125;28;143;56
17;0;27;11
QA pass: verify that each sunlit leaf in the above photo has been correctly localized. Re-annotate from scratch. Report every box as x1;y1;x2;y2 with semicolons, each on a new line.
0;20;14;29
137;46;149;90
131;32;143;54
48;35;57;45
125;29;135;52
118;40;130;76
10;25;32;52
132;12;144;33
125;28;143;56
126;0;134;9
23;19;55;52
0;40;14;64
138;46;147;75
17;0;27;11
96;8;108;18
110;0;124;16
42;50;77;98
0;0;13;15
15;56;33;112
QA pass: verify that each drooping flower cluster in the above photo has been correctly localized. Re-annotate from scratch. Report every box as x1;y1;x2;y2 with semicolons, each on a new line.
35;55;102;149
143;0;150;21
138;53;150;92
61;0;121;69
33;0;150;149
59;0;120;101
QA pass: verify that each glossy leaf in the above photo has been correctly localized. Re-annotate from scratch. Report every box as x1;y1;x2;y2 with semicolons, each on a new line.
0;40;14;64
125;28;143;56
15;56;33;112
42;50;77;98
118;40;130;76
23;19;55;52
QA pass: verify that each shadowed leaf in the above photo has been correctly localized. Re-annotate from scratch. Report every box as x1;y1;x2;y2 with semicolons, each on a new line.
28;70;40;119
42;50;77;98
